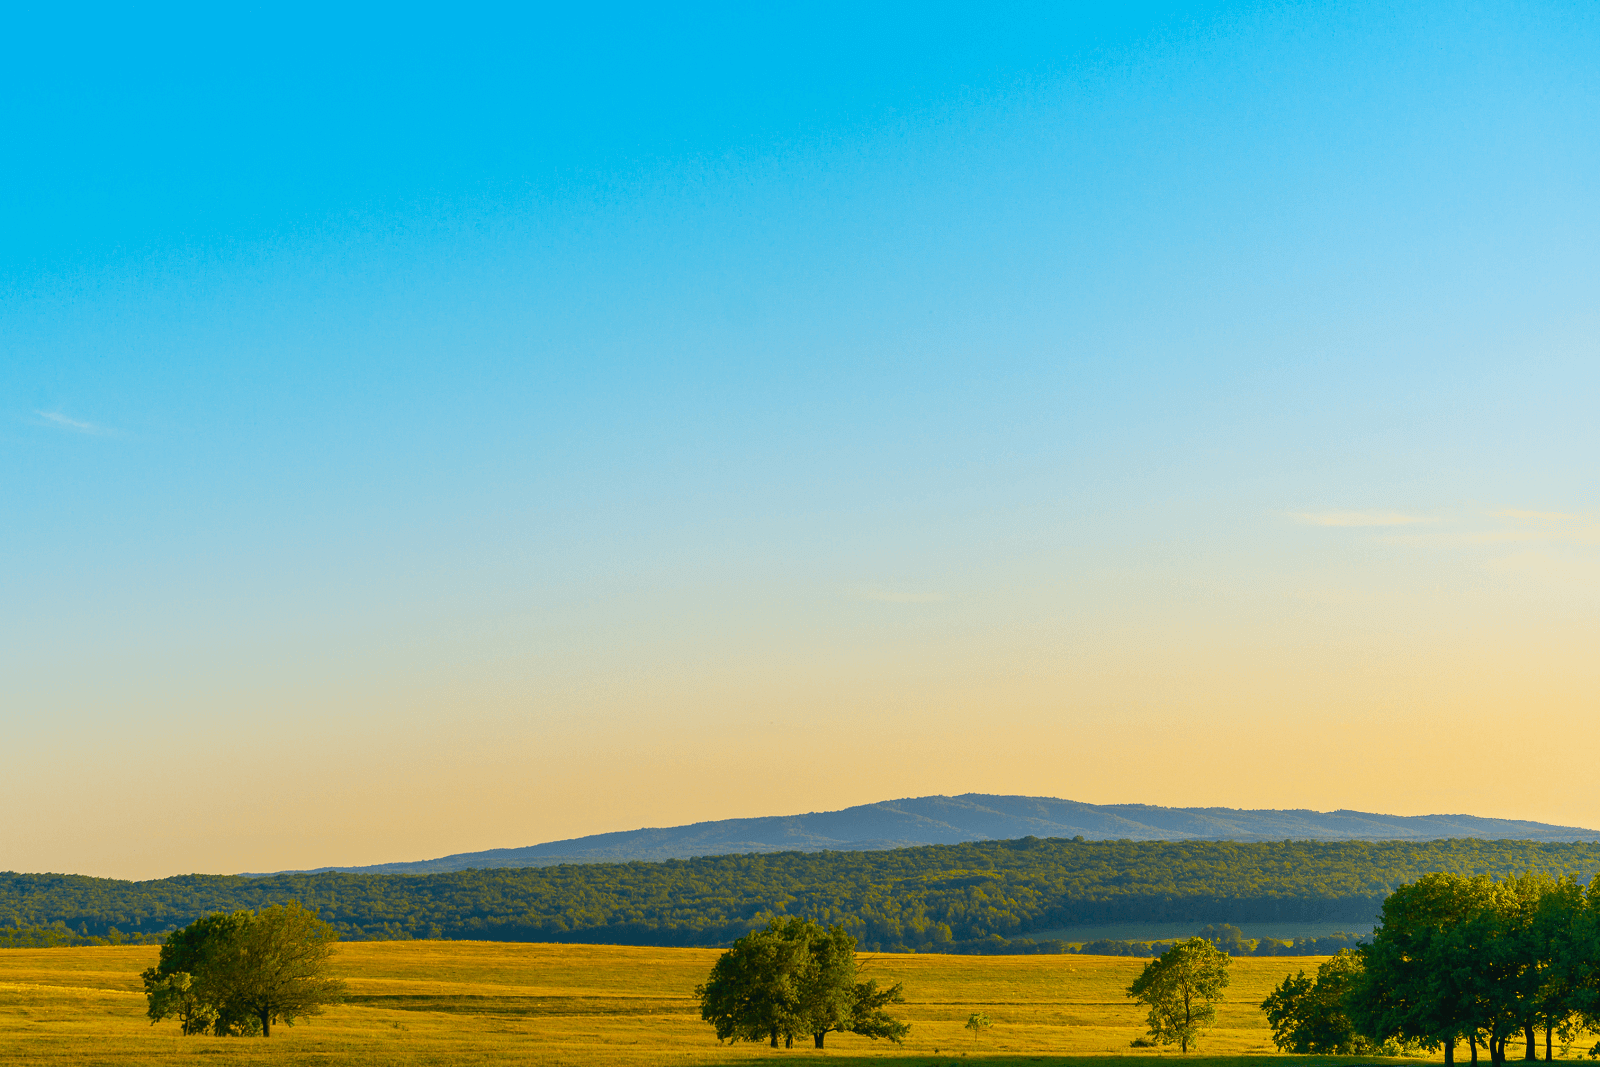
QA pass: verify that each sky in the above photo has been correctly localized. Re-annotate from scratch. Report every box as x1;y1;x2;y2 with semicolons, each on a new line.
3;1;1597;881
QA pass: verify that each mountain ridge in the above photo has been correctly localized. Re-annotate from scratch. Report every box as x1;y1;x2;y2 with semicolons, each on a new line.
254;794;1600;876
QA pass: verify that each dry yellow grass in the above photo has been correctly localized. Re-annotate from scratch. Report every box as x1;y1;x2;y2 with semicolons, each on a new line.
0;940;1530;1066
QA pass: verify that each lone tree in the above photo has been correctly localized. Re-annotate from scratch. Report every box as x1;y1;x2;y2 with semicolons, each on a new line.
143;902;345;1037
1127;936;1231;1052
697;917;909;1049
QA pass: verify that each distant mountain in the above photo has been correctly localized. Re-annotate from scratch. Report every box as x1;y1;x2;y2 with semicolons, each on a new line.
259;794;1600;876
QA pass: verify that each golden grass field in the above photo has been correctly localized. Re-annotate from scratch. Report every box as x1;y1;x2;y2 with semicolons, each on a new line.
0;941;1551;1067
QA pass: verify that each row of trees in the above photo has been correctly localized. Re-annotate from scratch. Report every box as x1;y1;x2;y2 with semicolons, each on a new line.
10;838;1596;949
142;902;345;1037
1263;873;1600;1063
1078;926;1369;958
696;918;910;1048
0;922;162;947
131;871;1600;1056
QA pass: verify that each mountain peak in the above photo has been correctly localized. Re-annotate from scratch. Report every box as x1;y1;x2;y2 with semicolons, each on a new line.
257;795;1600;876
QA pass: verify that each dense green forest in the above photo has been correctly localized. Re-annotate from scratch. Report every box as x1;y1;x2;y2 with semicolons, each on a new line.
4;838;1597;953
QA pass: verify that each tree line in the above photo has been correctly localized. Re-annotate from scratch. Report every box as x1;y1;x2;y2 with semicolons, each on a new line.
0;922;164;948
4;838;1597;951
1071;926;1368;958
1263;873;1600;1063
121;869;1600;1058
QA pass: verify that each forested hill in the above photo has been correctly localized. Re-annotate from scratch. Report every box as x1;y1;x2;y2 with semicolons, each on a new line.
267;795;1599;874
9;838;1600;952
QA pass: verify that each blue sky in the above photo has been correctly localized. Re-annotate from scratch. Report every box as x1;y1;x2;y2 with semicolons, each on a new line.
4;2;1597;878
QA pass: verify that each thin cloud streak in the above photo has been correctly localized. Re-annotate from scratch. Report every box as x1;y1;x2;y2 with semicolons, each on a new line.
35;411;115;436
1369;508;1600;548
1492;509;1579;521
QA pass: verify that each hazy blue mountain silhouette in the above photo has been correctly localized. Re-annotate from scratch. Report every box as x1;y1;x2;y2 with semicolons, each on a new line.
263;794;1599;875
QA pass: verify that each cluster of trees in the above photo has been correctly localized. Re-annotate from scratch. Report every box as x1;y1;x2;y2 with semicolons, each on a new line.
5;838;1595;950
1263;950;1390;1055
0;922;163;947
141;902;345;1037
696;918;909;1049
1262;873;1600;1064
1076;927;1369;958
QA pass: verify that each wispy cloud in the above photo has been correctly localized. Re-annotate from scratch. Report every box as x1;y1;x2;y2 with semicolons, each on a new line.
1291;510;1433;527
1375;508;1600;548
1491;509;1578;521
34;411;115;436
1379;529;1548;546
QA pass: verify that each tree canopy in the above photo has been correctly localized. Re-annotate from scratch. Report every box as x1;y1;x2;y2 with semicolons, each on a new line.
142;902;345;1037
8;838;1599;952
1127;937;1231;1052
1237;872;1600;1064
1262;949;1397;1054
696;917;908;1048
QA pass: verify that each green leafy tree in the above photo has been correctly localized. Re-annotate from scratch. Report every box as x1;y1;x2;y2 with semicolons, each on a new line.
1127;937;1230;1052
1351;872;1599;1066
792;920;908;1047
965;1011;991;1043
845;977;911;1045
1563;878;1600;1058
144;971;218;1036
142;910;260;1035
696;920;809;1048
697;917;909;1049
1475;876;1545;1065
1197;923;1248;955
141;903;343;1037
1263;950;1383;1054
1351;872;1498;1065
1527;877;1586;1061
227;902;346;1036
794;921;856;1047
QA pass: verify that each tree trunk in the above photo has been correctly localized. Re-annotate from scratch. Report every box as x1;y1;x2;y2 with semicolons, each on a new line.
784;1033;793;1049
1546;1026;1552;1062
769;1028;778;1048
1525;1023;1537;1060
260;1010;271;1038
1470;1033;1478;1065
1446;1037;1455;1066
815;1032;826;1048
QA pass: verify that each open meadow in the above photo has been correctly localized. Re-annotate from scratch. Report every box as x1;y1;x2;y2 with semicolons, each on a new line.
0;940;1537;1067
6;940;1587;1067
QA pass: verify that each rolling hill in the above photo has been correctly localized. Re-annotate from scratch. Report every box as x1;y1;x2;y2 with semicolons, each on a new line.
263;794;1600;875
15;837;1600;949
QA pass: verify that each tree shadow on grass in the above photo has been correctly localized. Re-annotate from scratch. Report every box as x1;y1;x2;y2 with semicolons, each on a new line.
697;1056;1420;1067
